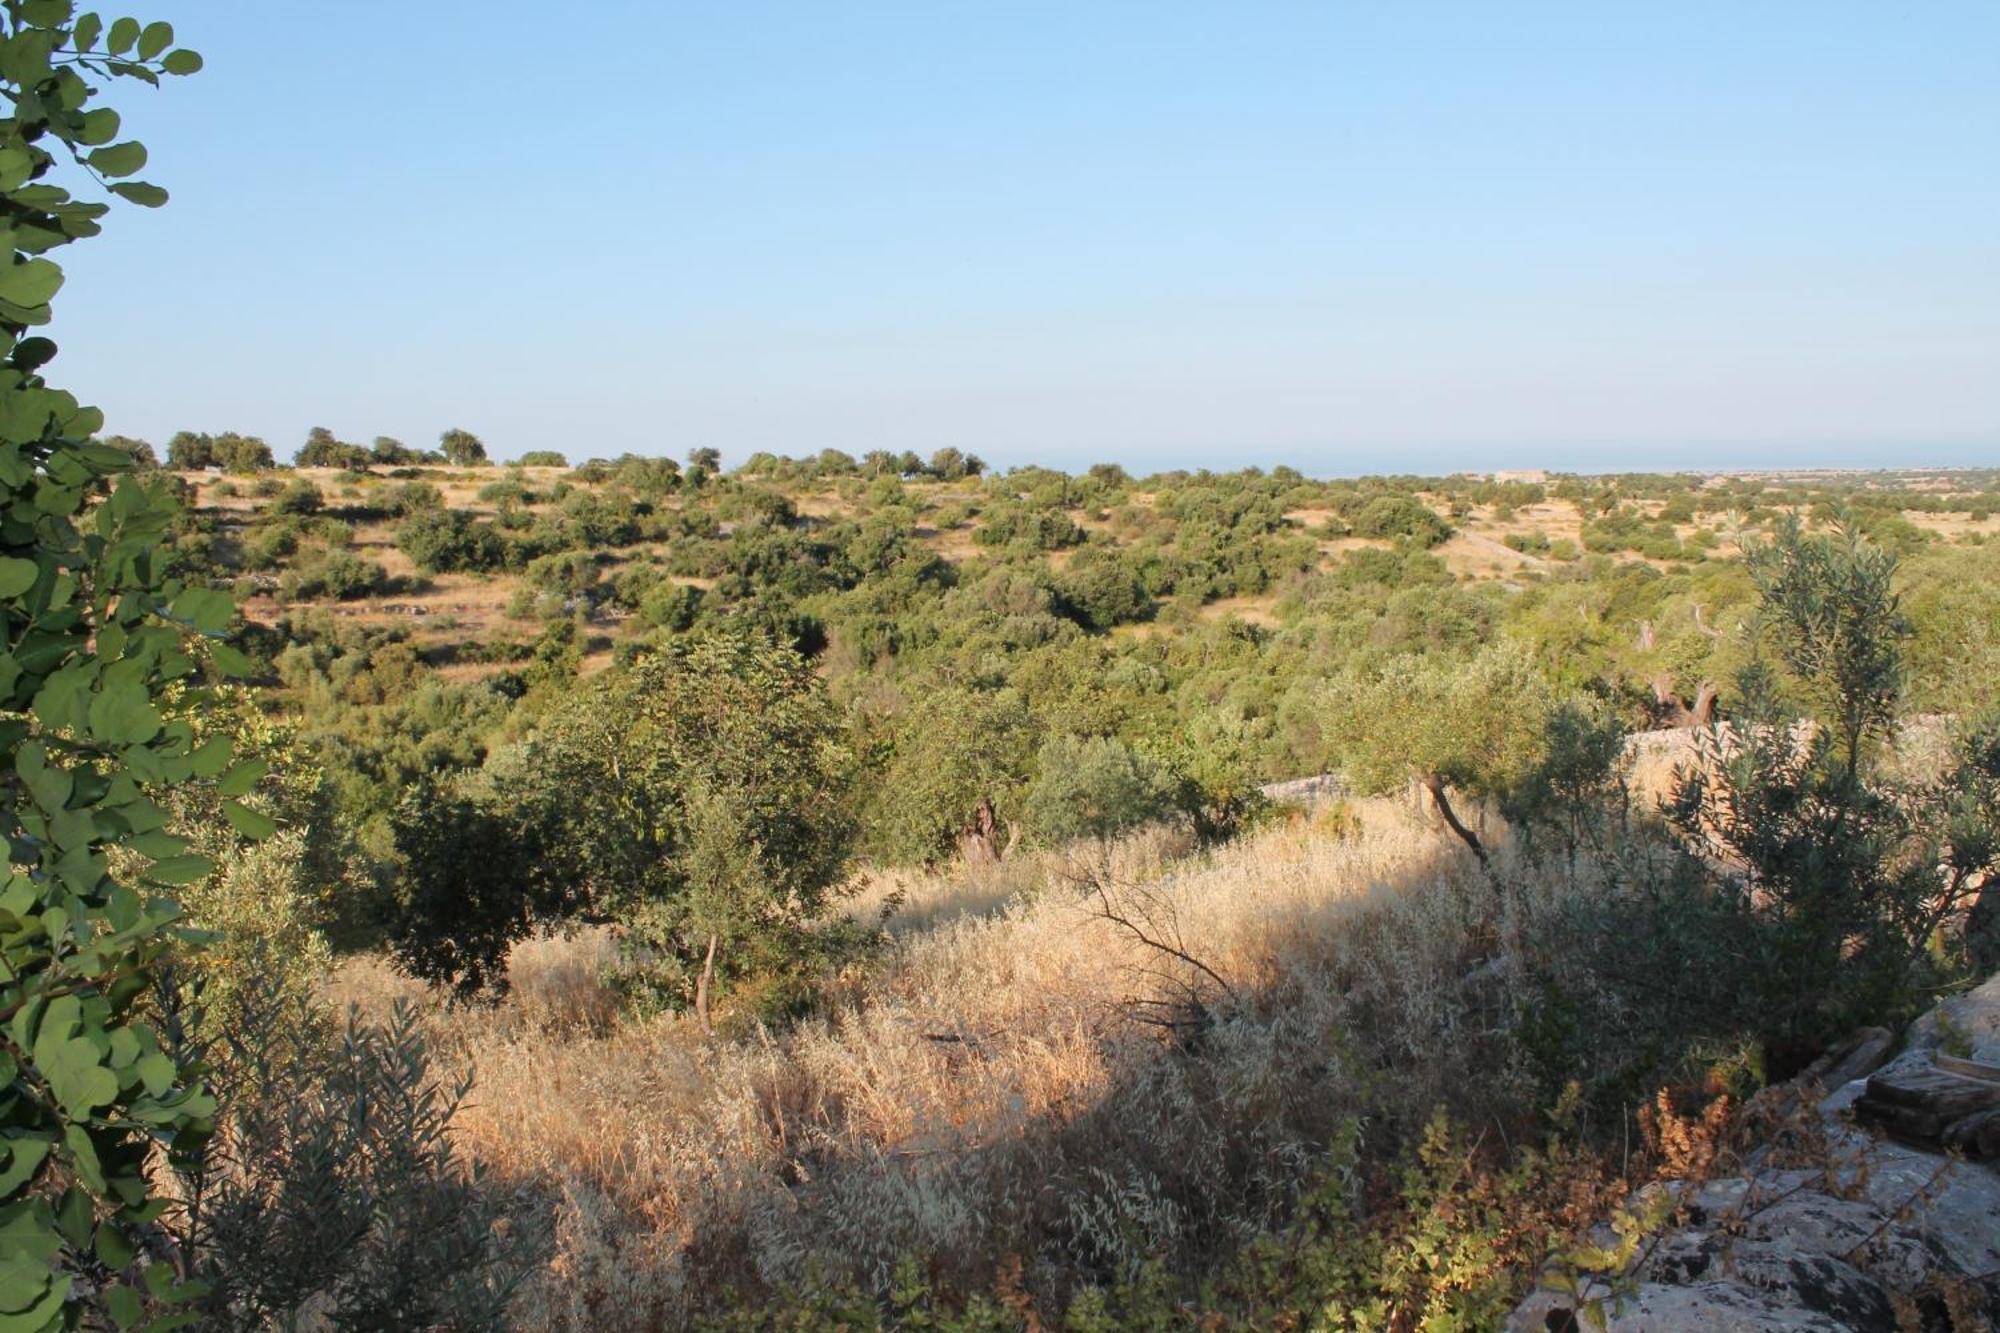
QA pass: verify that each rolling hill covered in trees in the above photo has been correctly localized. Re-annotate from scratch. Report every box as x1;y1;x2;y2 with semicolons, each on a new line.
7;5;2000;1328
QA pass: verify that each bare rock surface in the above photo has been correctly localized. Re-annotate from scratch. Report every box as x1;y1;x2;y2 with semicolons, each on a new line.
1510;973;2000;1332
1258;773;1347;807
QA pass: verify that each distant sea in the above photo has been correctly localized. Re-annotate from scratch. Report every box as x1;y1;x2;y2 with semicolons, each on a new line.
987;442;2000;480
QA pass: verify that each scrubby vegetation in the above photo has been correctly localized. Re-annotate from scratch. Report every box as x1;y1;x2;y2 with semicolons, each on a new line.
9;8;2000;1329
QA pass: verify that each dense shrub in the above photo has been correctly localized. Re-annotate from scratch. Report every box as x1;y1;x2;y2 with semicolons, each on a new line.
975;501;1086;550
270;477;324;515
1349;494;1453;547
1057;548;1153;629
1023;734;1176;844
479;477;538;506
283;550;389;601
526;549;600;598
640;580;704;630
241;521;301;571
385;479;444;514
393;633;857;1010
181;983;526;1329
397;507;509;573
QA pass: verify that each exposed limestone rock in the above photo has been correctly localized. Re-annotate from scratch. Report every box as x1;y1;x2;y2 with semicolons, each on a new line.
1795;1026;1894;1096
1258;773;1347;807
1510;974;2000;1332
1854;972;2000;1151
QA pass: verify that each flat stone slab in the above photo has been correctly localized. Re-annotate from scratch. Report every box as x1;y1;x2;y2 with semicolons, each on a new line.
1511;971;2000;1332
1856;1062;2000;1143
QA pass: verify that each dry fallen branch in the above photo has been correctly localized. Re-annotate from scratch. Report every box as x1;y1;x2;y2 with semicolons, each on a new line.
1059;860;1238;1037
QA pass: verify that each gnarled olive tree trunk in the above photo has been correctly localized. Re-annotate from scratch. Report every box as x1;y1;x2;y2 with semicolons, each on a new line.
1420;772;1489;868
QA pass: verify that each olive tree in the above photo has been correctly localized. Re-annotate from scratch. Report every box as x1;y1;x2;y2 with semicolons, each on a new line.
1747;514;1907;780
394;633;856;1026
1321;645;1556;867
867;683;1038;865
437;426;487;467
1022;734;1175;846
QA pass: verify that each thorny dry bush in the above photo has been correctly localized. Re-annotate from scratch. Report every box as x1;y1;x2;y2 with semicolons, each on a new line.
328;812;1622;1326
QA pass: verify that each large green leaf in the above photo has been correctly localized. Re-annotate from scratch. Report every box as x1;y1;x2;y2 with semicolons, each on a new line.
0;558;36;598
134;20;171;60
106;180;166;208
142;855;214;886
221;800;275;840
0;260;62;308
16;745;72;812
34;1026;119;1116
0;148;31;192
0;1138;50;1195
76;106;119;146
215;758;266;796
16;1;71;30
169;587;233;633
86;680;161;745
85;141;146;178
0;1273;67;1331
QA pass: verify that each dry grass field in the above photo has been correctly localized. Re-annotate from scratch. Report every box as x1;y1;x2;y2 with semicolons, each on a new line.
325;807;1584;1325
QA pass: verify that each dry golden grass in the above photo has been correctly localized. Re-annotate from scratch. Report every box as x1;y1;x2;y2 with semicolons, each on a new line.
790;492;853;521
1194;593;1282;627
1911;511;2000;539
917;524;984;563
326;814;1571;1324
1435;529;1544;580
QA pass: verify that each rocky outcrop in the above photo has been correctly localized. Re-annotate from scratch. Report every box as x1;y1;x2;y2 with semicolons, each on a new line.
1258;773;1347;807
1852;972;2000;1151
1511;974;2000;1332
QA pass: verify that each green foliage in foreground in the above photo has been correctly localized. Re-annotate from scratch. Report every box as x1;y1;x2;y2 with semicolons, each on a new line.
176;975;522;1331
703;1112;1614;1331
0;6;257;1327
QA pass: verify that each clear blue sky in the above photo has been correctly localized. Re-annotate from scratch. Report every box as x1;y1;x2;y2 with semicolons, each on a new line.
53;1;2000;473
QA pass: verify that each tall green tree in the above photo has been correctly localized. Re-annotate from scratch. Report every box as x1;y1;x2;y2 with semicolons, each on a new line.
437;426;486;467
0;7;249;1327
294;425;368;470
162;428;210;469
1666;520;1998;1049
390;633;857;1023
868;684;1037;865
1321;645;1556;867
1748;514;1908;780
368;434;415;464
522;633;855;1023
